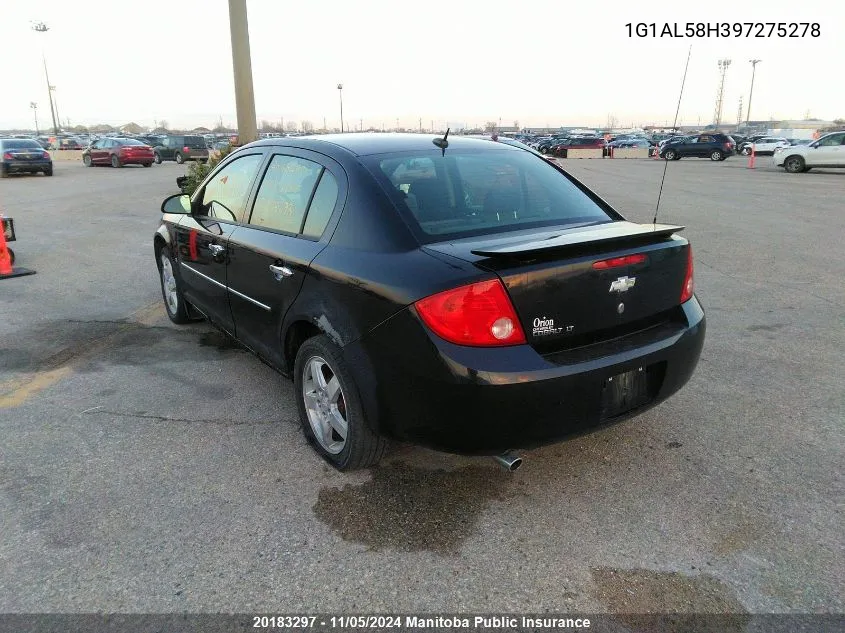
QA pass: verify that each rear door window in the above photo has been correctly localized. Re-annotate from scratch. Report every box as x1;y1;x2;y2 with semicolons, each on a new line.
248;155;322;234
184;136;207;148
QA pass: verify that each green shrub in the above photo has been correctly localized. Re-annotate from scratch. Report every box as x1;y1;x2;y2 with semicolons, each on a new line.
179;144;234;195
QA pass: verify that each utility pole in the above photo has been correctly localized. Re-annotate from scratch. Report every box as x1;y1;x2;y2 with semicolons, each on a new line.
30;102;39;135
746;59;761;128
419;118;422;133
737;96;743;127
337;83;344;132
323;116;326;131
712;59;732;129
227;0;258;144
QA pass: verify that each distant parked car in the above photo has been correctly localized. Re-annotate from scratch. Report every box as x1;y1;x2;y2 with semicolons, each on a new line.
774;131;845;173
549;137;606;157
83;137;155;168
660;134;735;161
0;138;53;177
151;135;209;164
739;137;790;155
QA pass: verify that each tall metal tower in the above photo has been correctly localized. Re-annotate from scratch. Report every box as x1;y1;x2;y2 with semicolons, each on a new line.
712;59;732;129
737;96;744;126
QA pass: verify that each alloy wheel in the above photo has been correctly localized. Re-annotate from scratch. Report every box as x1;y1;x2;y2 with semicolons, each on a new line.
160;253;179;314
302;356;348;455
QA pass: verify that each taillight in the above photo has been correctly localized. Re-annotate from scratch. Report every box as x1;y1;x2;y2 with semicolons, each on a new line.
592;253;647;270
680;245;694;303
2;152;13;160
42;151;50;158
414;279;526;347
183;146;190;153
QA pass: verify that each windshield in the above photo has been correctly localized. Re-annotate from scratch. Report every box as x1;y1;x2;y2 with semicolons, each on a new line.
3;139;42;149
364;148;612;243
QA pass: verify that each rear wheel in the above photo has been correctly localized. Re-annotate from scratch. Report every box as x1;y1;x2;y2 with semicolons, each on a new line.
143;162;152;168
111;155;122;168
43;167;53;176
664;149;677;160
710;150;723;161
741;146;751;155
154;153;162;164
784;156;805;173
83;154;92;167
175;152;184;164
294;335;387;470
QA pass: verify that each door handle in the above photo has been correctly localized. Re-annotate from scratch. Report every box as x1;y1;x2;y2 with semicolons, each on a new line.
208;244;225;257
269;264;293;281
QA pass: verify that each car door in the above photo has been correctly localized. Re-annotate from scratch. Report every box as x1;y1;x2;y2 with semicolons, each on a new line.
173;151;267;333
806;133;845;166
95;140;112;164
226;150;346;366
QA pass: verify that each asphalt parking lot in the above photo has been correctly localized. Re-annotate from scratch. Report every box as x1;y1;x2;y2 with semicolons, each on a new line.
0;156;842;618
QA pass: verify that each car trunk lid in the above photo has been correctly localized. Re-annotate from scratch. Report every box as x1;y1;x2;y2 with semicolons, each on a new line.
423;221;690;352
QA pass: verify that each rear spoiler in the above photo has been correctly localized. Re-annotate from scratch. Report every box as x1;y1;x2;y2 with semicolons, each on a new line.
470;222;684;257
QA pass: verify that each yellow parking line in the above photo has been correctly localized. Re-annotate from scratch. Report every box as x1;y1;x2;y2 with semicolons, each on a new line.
0;367;72;409
0;300;163;409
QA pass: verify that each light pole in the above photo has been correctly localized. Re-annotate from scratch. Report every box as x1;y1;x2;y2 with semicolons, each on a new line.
50;85;61;132
32;22;59;136
30;102;39;135
746;60;761;129
337;83;344;132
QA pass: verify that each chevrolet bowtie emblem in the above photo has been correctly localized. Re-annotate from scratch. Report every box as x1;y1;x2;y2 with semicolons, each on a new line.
609;276;636;293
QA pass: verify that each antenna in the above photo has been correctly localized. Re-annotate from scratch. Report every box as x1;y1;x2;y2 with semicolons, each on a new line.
653;45;693;227
432;127;450;156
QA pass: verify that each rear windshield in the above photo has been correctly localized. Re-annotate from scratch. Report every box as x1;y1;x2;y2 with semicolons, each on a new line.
119;139;146;146
3;139;42;149
364;148;612;243
183;136;207;148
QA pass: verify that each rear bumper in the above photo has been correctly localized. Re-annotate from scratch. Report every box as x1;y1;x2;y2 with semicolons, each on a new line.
120;155;154;164
184;152;209;161
2;160;51;172
345;298;706;454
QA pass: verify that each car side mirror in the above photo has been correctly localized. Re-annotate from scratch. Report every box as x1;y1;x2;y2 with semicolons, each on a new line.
161;194;191;214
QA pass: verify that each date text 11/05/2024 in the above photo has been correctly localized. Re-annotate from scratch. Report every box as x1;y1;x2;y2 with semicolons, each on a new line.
625;22;820;38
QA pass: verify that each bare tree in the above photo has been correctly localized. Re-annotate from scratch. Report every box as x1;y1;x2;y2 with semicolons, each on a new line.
485;121;497;133
260;119;272;131
159;120;169;131
301;120;314;133
285;121;298;132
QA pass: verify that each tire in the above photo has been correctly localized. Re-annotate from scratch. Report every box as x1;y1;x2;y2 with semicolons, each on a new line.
784;156;805;173
294;335;388;470
664;149;677;161
43;167;53;176
741;146;751;155
710;150;723;161
157;245;192;324
143;162;152;168
111;154;122;168
175;152;184;164
154;153;162;164
83;154;93;167
7;248;14;265
540;147;548;154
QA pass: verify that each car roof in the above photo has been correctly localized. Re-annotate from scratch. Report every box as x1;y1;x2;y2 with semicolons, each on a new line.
245;132;520;157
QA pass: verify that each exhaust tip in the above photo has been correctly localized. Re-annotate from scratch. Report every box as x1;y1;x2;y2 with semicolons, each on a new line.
493;451;523;472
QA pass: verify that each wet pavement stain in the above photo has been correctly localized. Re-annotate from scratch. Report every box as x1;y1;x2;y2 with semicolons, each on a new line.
198;330;244;352
313;461;511;555
591;568;749;633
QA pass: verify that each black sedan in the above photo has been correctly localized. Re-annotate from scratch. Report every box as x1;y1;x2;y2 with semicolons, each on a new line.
0;138;53;177
154;134;705;470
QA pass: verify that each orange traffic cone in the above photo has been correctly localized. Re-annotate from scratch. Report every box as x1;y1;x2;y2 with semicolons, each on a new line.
652;144;660;160
747;144;756;169
0;215;36;279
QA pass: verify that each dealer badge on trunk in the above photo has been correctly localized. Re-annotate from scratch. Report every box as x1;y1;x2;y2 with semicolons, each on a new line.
609;276;636;293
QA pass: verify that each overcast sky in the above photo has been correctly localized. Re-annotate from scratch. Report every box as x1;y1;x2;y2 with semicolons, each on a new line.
1;0;840;131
